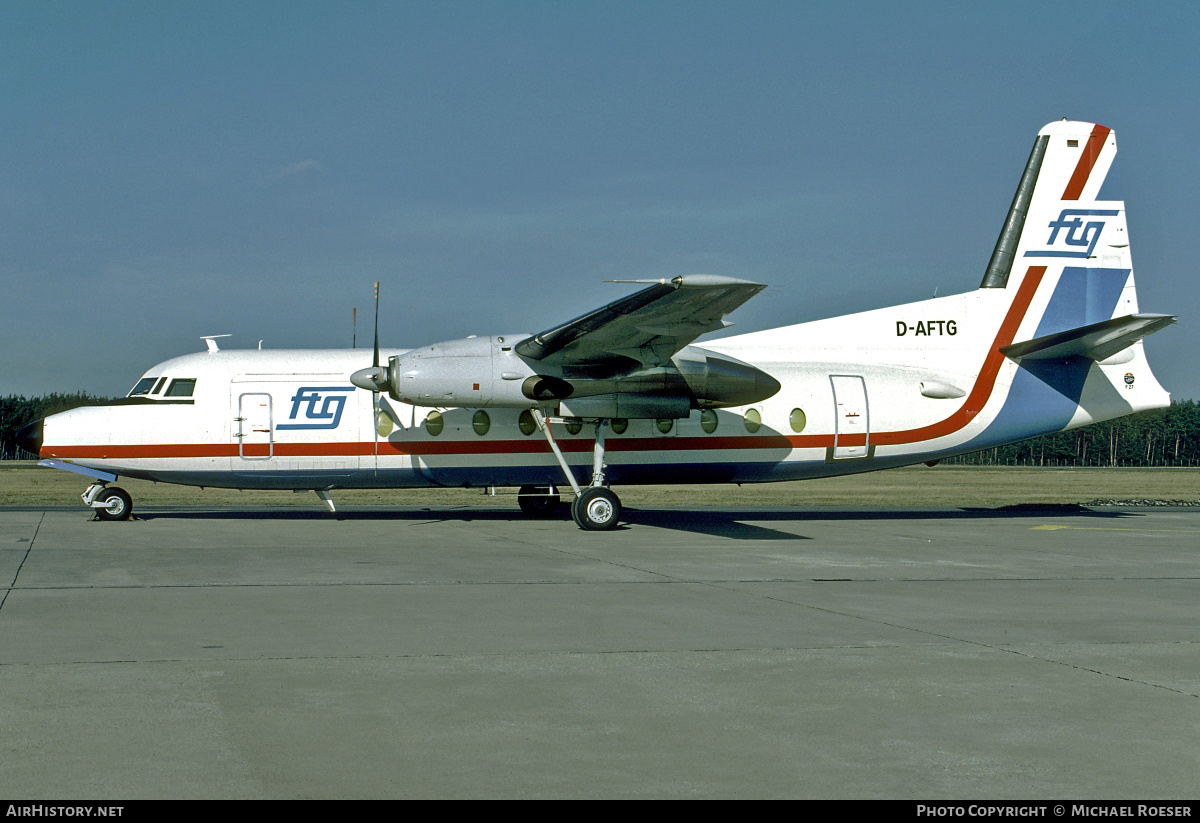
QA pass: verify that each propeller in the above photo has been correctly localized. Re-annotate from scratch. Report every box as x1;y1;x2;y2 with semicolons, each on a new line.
351;281;390;392
349;282;391;471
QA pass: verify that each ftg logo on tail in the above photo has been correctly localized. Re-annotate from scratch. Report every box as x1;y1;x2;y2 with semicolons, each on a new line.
1024;208;1119;259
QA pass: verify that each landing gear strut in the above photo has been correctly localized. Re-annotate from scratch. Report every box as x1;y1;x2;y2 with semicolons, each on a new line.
531;410;621;531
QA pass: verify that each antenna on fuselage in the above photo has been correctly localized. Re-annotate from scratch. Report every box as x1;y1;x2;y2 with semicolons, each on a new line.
201;334;231;353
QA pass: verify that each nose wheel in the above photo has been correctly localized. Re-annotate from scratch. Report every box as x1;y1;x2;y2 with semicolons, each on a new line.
80;482;134;521
93;486;134;521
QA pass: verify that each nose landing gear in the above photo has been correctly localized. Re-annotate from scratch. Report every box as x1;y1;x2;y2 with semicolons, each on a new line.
83;482;134;521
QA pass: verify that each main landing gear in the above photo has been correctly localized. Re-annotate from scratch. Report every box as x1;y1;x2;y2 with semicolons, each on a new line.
83;482;134;521
530;410;622;531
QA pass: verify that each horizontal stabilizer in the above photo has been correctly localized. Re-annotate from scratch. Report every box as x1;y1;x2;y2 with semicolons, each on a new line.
1000;313;1176;362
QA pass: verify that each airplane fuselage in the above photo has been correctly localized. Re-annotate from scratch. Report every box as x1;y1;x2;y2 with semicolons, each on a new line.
34;271;1168;493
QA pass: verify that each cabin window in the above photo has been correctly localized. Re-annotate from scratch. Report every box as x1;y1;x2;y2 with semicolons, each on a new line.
127;378;156;397
610;418;628;435
789;408;807;433
518;409;537;436
700;409;718;434
744;408;761;433
425;410;444;436
472;410;491;436
565;419;583;435
656;418;674;434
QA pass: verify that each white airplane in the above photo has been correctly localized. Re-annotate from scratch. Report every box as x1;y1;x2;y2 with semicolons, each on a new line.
18;120;1176;529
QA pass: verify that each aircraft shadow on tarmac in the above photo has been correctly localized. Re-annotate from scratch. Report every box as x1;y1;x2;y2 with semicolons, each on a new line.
128;503;1140;541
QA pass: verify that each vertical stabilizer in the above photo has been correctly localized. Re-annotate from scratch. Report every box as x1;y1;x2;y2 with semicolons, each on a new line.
976;121;1172;434
1007;121;1135;334
982;121;1119;289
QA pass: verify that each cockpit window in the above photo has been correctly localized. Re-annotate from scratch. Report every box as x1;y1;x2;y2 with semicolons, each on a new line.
165;378;197;397
152;377;168;394
128;377;157;397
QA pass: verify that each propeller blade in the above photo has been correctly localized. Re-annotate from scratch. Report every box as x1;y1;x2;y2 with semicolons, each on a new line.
351;281;389;392
371;282;381;470
373;280;380;370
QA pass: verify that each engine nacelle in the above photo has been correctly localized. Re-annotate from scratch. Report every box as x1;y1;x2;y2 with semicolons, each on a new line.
376;335;541;407
672;346;781;408
351;336;780;416
556;349;779;415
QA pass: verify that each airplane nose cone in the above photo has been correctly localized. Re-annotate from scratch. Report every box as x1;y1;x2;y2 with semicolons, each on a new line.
16;418;43;458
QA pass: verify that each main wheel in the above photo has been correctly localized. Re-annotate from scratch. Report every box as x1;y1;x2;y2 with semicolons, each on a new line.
518;485;560;518
95;487;133;521
571;486;621;531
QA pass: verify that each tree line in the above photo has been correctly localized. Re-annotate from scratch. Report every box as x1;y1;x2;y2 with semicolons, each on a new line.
2;392;1198;466
942;399;1200;467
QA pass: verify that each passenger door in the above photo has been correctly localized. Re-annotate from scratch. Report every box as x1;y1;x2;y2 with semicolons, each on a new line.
236;392;274;460
830;375;870;459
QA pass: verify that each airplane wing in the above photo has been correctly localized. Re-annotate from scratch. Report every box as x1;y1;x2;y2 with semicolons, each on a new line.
514;275;766;373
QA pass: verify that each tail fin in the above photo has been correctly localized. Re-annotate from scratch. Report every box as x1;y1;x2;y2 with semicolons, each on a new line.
987;120;1174;354
983;121;1123;290
983;120;1174;423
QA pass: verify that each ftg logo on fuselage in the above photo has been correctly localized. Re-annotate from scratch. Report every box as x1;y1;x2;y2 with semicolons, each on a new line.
276;386;355;430
1024;209;1119;259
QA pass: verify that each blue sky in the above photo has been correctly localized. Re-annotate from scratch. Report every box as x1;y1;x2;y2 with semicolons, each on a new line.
3;1;1198;400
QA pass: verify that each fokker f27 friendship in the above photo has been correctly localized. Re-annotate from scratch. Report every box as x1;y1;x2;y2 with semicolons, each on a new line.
18;121;1177;529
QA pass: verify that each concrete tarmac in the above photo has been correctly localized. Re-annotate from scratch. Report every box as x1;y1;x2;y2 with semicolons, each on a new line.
1;503;1197;799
